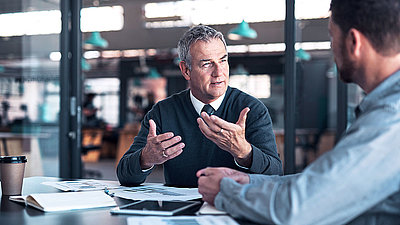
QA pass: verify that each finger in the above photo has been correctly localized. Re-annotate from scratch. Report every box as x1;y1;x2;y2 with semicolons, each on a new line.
196;168;207;177
160;136;182;149
196;167;219;177
165;147;184;159
209;114;236;131
153;132;174;143
148;119;157;137
201;112;224;133
236;107;250;128
197;118;213;137
164;142;185;155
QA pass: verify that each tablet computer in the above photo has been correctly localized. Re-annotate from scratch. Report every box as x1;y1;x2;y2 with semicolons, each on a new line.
110;200;201;216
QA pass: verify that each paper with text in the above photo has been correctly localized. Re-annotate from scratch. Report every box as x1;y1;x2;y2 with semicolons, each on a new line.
113;184;201;201
42;180;121;192
127;215;238;225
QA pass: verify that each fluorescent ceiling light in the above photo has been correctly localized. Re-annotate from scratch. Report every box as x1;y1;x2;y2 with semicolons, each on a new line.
227;45;249;53
228;41;331;53
81;6;124;32
0;6;124;37
248;43;286;52
49;52;61;61
144;0;330;28
84;51;101;59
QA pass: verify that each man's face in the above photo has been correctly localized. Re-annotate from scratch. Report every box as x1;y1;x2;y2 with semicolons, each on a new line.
183;38;229;103
329;18;357;83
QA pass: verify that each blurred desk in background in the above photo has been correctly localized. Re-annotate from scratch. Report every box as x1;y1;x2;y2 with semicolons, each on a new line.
115;123;141;167
274;129;331;170
0;132;50;177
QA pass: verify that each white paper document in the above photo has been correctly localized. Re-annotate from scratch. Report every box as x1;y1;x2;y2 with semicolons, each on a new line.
197;202;227;215
113;184;202;201
9;191;116;212
127;215;239;225
42;180;121;192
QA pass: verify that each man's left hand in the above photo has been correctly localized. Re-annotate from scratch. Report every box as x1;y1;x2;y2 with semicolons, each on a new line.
197;107;252;167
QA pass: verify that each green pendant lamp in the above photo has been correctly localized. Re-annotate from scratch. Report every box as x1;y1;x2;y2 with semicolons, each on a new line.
296;48;311;61
81;58;91;71
147;67;161;79
228;20;258;40
232;64;249;75
84;32;109;48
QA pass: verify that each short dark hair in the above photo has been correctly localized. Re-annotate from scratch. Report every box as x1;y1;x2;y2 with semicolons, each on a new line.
330;0;400;55
177;25;227;70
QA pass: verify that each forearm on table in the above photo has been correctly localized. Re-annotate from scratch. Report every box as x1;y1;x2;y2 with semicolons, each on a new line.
116;149;150;186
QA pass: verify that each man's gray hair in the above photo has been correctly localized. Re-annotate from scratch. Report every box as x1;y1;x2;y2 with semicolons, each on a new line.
177;25;227;70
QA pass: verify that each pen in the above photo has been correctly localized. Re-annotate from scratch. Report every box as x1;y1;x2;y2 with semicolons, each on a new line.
104;187;115;197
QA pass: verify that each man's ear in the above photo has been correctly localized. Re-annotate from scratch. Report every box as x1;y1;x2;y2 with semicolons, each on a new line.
179;61;191;81
347;28;363;58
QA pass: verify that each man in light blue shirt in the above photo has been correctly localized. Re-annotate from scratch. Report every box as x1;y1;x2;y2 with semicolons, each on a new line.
197;0;400;224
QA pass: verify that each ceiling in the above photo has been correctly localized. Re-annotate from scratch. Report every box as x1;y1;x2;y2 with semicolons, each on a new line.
0;0;331;78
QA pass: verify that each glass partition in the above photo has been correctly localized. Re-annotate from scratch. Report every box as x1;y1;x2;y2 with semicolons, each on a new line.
0;0;60;177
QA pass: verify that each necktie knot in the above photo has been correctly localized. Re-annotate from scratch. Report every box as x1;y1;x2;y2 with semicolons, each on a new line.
201;104;215;116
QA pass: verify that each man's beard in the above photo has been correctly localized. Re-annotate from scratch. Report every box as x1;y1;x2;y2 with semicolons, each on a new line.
338;45;357;83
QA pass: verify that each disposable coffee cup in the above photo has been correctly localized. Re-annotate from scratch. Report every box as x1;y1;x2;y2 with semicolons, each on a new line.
0;156;27;196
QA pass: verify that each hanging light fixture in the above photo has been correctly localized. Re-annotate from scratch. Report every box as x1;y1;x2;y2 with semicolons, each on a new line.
231;64;249;75
296;48;311;61
146;67;161;79
81;58;91;71
84;31;109;48
295;21;311;61
228;20;258;40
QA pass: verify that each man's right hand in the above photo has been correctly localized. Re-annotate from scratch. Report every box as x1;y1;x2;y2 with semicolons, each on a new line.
196;167;250;205
140;119;185;169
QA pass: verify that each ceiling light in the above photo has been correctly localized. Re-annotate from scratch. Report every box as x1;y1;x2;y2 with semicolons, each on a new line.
147;67;161;79
228;20;257;40
84;32;108;48
296;48;311;61
81;58;91;71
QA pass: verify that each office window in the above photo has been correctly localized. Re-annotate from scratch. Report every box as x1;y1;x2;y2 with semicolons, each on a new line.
229;74;271;99
84;78;120;127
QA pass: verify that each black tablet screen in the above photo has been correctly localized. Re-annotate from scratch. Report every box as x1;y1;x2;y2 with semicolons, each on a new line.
121;200;198;212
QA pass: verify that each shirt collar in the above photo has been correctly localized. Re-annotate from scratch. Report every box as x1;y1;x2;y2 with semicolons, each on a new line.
356;69;400;117
190;91;226;115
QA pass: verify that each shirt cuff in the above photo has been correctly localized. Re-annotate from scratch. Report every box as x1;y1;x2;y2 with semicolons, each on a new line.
141;165;154;172
234;158;250;170
215;177;243;210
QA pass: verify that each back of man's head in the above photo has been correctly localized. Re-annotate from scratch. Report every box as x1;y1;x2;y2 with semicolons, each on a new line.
330;0;400;56
177;25;226;70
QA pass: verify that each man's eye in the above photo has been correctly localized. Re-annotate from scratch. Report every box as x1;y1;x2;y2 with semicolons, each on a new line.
202;62;212;68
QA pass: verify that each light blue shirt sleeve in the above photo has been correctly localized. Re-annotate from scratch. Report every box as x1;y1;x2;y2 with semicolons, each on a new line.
214;71;400;225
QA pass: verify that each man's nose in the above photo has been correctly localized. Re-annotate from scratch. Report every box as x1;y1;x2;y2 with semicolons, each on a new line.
212;63;224;77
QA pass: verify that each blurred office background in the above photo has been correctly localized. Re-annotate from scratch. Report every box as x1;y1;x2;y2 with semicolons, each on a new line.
0;0;364;181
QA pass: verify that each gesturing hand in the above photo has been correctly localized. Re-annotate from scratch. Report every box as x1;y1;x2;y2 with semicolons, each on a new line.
140;119;185;169
197;107;252;167
196;167;250;205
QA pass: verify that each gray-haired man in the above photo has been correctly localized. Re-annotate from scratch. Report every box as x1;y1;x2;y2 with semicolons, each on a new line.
117;25;282;187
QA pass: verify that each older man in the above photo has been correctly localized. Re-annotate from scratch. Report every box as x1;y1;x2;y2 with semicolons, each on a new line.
117;25;282;187
197;0;400;224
